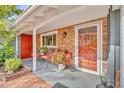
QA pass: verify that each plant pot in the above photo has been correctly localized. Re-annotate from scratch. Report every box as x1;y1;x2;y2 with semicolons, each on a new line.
57;64;65;71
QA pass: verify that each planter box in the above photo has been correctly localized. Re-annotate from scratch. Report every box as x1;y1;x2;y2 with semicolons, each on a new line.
0;66;32;81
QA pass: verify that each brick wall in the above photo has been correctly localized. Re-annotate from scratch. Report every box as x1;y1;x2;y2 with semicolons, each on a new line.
38;17;107;76
102;17;108;61
58;26;75;53
102;17;107;76
36;34;40;51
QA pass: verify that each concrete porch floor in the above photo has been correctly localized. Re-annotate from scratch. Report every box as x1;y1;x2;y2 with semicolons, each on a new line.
23;58;101;88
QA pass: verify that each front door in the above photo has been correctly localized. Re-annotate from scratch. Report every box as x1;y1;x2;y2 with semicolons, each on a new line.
78;25;97;72
21;34;32;59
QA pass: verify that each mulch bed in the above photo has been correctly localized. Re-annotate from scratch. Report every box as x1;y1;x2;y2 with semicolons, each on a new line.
0;65;32;81
0;72;52;88
0;64;52;88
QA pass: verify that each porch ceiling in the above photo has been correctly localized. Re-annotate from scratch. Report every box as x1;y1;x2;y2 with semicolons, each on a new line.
37;5;110;33
18;5;110;35
12;5;121;35
14;5;58;31
13;5;80;35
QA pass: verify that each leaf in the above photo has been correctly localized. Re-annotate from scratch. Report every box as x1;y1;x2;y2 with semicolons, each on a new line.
0;6;23;61
0;5;23;21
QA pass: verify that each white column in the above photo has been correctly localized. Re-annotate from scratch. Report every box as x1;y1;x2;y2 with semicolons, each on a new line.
120;6;124;88
16;36;19;57
33;29;37;71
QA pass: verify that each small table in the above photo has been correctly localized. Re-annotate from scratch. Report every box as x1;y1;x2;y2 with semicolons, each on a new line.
37;53;53;68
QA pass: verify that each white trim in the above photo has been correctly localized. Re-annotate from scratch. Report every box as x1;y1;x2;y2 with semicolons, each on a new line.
15;36;19;56
41;31;57;36
33;29;37;71
99;21;103;76
75;21;102;75
40;31;58;48
77;68;98;75
10;6;39;28
41;46;58;48
19;36;21;58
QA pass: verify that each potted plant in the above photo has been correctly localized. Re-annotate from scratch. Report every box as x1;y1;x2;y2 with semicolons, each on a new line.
39;47;48;55
53;51;66;71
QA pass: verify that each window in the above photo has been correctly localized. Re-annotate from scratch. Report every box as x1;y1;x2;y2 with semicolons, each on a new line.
41;32;57;47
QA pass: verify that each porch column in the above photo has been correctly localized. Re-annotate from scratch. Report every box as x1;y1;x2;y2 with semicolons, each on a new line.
33;29;37;71
15;36;19;57
120;6;124;88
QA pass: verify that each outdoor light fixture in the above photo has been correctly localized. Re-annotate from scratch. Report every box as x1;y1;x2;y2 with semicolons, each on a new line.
63;32;67;38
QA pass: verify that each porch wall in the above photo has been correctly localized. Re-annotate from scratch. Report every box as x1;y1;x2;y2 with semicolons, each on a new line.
36;34;41;51
37;17;108;76
102;17;108;76
58;26;75;53
57;17;108;61
102;17;108;61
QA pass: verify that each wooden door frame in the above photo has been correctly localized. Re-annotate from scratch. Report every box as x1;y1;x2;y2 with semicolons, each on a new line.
75;21;102;75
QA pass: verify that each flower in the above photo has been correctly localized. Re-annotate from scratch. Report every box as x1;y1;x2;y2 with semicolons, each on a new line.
52;49;74;66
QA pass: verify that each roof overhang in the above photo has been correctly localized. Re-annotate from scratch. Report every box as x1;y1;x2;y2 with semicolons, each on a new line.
10;5;59;29
11;5;80;34
11;5;121;35
10;5;39;28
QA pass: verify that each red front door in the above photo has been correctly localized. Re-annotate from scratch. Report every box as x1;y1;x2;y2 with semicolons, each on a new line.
21;34;32;59
78;26;97;71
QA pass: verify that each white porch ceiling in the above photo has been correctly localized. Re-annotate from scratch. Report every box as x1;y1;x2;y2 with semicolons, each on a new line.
12;5;121;35
37;5;110;33
14;5;80;35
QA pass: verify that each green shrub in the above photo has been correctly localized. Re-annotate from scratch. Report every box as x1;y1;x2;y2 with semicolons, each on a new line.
0;49;4;62
4;44;15;59
0;45;15;62
5;58;22;74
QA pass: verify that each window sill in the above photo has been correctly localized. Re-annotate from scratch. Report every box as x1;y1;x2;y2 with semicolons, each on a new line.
42;46;58;48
